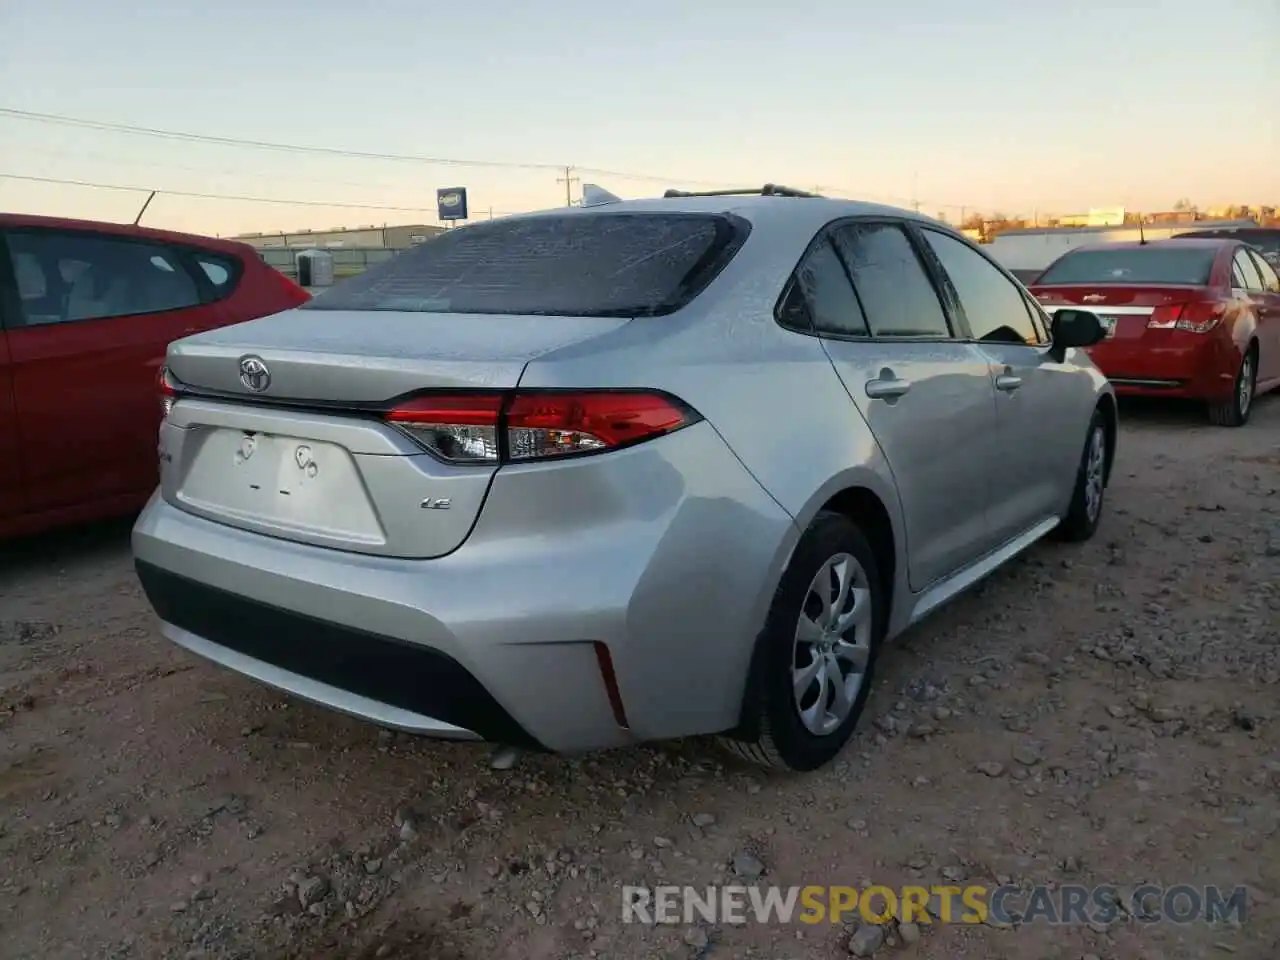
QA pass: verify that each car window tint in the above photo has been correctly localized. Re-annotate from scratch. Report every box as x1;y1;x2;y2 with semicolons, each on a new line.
11;252;47;299
922;229;1041;345
4;231;201;327
776;282;812;331
831;223;951;338
1021;291;1050;342
303;213;748;317
1037;246;1216;285
196;254;237;294
1248;250;1280;293
1232;250;1263;291
791;237;868;337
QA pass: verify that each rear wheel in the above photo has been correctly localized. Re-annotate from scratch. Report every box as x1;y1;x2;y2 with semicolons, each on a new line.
1208;346;1257;427
721;511;885;772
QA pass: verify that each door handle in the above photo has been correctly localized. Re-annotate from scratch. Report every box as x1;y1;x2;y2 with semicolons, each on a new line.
995;374;1023;392
865;378;912;400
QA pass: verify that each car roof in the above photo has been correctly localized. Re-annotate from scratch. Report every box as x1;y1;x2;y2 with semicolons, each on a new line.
0;212;256;257
510;193;953;235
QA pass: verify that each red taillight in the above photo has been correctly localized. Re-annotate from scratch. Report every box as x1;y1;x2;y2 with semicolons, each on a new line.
1175;301;1225;334
385;393;505;463
1146;304;1185;329
505;391;693;460
1148;300;1223;334
384;390;699;464
157;365;178;417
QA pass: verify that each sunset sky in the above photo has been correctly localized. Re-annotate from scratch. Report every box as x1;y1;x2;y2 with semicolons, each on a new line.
2;0;1276;237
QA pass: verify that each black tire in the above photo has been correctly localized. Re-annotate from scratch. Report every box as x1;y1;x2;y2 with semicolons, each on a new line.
1055;408;1109;543
721;511;886;772
1207;345;1257;427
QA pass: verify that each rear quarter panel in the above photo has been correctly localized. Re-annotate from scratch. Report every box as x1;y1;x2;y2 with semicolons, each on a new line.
1219;246;1262;369
517;231;911;637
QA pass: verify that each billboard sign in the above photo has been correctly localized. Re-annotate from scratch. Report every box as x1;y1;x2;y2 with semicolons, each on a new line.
437;187;469;222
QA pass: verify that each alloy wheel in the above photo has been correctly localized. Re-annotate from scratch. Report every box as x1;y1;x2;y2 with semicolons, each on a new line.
792;553;874;736
1084;425;1106;524
1239;355;1254;418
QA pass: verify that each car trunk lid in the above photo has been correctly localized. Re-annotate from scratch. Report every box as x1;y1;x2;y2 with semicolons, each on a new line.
165;307;629;402
160;309;630;558
1030;285;1206;342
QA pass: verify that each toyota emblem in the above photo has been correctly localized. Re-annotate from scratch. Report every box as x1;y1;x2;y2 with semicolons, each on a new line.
239;355;271;392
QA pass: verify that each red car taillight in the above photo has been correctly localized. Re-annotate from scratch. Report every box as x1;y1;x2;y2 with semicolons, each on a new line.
385;390;700;464
1147;301;1224;334
157;365;178;417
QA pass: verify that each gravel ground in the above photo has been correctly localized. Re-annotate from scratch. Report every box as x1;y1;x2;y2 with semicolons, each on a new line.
1;397;1278;960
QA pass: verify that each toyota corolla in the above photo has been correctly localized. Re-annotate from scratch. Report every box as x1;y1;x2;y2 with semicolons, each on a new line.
132;186;1116;772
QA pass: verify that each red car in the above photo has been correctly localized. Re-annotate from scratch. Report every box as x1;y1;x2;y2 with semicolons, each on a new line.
1030;238;1280;426
0;214;310;539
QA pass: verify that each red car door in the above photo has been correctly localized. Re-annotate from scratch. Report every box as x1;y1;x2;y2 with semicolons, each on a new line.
1245;248;1280;389
0;327;21;524
2;227;227;514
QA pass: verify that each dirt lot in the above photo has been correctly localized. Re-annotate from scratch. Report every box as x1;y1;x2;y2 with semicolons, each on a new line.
2;397;1278;960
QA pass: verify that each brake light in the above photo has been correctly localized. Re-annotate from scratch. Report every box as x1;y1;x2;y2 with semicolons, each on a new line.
157;365;179;417
384;390;700;464
1148;301;1225;333
1146;304;1185;329
1174;301;1225;334
386;393;504;463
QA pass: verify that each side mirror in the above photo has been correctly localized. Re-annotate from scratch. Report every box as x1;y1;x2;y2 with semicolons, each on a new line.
1049;308;1105;361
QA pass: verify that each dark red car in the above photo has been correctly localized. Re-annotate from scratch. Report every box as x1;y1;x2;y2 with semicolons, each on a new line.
1030;238;1280;426
0;214;310;539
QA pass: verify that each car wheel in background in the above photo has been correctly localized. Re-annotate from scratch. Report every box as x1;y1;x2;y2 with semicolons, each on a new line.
1207;345;1257;428
1055;408;1109;543
722;511;885;772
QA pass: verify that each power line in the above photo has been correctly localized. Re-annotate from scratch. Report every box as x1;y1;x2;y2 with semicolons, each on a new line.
0;172;437;214
18;146;448;195
0;106;565;171
0;105;742;192
0;106;977;211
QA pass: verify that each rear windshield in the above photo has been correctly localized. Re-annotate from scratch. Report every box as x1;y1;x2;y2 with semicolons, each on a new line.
302;212;748;317
1036;246;1217;286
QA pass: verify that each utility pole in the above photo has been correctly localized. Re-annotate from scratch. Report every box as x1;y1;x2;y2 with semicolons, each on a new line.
557;166;579;207
912;172;920;213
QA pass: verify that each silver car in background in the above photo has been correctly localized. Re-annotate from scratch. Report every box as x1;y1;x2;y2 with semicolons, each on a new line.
132;185;1116;772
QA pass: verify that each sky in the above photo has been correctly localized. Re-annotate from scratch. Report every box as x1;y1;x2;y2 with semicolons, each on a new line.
1;0;1277;237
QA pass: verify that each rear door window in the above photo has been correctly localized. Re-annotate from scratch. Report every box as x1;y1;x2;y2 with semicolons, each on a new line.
1247;250;1280;294
1036;247;1217;286
1232;249;1263;291
3;230;202;326
194;253;240;300
779;237;869;337
302;212;749;317
831;222;952;338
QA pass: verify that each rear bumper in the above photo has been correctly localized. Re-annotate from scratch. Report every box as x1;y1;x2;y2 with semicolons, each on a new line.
131;421;797;753
1088;336;1236;401
135;560;533;746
